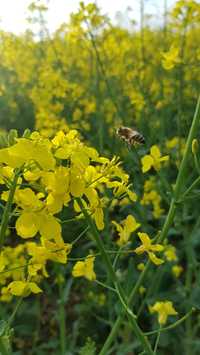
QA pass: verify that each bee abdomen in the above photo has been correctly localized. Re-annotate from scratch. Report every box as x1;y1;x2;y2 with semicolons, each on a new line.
130;133;145;145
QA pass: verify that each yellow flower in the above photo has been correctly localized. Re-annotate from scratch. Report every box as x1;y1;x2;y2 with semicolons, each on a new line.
41;237;72;264
70;171;85;197
141;145;169;173
165;137;179;150
164;245;177;262
0;166;14;185
0;253;7;272
162;46;181;70
149;301;177;325
112;215;140;246
16;211;62;240
137;263;145;271
15;188;43;211
0;137;55;170
16;212;39;238
0;287;12;302
172;265;183;278
72;255;96;281
7;281;42;297
134;232;164;265
85;188;105;230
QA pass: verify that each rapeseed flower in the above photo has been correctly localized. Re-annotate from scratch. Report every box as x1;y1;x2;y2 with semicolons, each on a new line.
162;46;181;70
172;265;183;278
149;301;177;325
134;232;164;265
7;281;42;297
164;245;177;262
72;255;96;281
112;215;140;246
141;145;169;173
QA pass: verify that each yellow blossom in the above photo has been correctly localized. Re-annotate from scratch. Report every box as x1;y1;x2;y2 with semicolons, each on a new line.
72;255;96;281
172;265;183;278
112;215;140;246
41;237;72;264
134;232;164;265
0;253;7;272
7;281;42;297
164;245;177;262
16;211;62;240
149;301;177;325
0;287;12;302
165;137;179;150
162;46;181;70
141;145;169;173
16;212;39;238
0;137;55;170
0;166;14;185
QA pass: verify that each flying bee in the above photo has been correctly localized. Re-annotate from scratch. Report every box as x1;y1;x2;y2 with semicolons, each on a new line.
116;126;145;147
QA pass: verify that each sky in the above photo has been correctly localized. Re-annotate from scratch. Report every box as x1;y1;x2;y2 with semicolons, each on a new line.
0;0;176;34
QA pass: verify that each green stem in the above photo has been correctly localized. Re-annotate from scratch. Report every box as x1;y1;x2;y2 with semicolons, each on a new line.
94;280;116;293
78;199;154;355
194;153;200;175
184;224;194;355
100;95;200;354
180;175;200;201
100;260;150;355
7;297;23;327
153;327;161;354
0;338;10;355
58;281;66;355
158;94;200;244
0;170;20;249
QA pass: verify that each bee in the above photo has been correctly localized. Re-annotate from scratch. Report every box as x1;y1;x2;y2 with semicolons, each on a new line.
116;126;145;147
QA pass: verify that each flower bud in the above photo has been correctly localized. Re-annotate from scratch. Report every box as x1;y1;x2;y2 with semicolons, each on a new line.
192;139;199;154
0;133;8;148
23;129;31;138
8;129;18;146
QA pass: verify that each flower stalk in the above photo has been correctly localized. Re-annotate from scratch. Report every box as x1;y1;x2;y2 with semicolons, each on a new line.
78;198;154;355
100;95;200;354
0;169;20;249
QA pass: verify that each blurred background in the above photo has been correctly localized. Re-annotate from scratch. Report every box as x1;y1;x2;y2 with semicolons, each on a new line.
0;0;199;154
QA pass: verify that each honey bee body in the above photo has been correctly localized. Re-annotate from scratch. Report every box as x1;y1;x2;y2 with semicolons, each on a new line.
116;126;145;146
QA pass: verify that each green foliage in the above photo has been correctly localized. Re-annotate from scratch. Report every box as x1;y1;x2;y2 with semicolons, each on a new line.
79;338;96;355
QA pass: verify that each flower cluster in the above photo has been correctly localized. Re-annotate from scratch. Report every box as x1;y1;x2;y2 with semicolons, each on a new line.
0;129;137;299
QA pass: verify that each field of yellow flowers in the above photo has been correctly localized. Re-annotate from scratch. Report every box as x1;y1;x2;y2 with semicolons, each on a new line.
0;1;200;354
